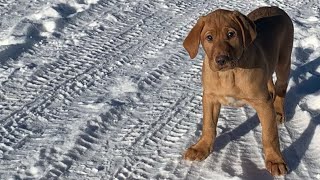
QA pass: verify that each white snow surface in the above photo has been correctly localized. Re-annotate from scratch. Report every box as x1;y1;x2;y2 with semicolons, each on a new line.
0;0;319;179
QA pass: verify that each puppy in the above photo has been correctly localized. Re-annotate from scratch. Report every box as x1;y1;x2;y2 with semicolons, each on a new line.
183;6;293;176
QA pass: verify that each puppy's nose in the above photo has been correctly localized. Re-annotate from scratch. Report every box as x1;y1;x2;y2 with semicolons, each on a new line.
216;55;229;66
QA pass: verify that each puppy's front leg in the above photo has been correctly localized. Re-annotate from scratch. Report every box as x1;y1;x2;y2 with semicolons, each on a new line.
250;98;287;176
184;93;220;161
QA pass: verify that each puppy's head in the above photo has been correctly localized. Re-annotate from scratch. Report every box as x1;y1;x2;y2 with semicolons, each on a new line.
183;9;256;71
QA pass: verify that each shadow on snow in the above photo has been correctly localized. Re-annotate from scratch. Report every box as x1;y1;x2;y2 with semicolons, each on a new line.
0;3;78;65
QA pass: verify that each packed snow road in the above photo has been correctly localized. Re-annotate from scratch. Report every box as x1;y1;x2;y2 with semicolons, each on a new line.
0;0;319;179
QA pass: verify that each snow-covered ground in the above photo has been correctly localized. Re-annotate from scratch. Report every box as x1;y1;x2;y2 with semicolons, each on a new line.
0;0;319;179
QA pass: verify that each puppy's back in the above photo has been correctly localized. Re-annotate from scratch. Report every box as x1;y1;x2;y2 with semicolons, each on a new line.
247;6;293;76
247;6;293;35
247;6;293;46
248;6;289;22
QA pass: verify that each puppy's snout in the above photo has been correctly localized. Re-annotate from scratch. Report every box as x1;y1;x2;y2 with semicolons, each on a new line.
216;55;229;66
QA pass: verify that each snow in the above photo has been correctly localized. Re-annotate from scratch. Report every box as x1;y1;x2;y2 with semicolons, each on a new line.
110;77;138;98
302;93;320;111
300;35;320;50
106;14;118;23
27;166;40;177
0;35;26;46
30;7;61;20
0;0;320;179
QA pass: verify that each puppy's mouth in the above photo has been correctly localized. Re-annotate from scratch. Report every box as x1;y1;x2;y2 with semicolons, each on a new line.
218;59;238;70
209;57;239;71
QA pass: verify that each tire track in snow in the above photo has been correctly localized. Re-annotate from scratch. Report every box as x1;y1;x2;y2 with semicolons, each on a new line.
0;0;198;121
41;47;201;179
0;0;166;177
41;118;104;179
82;54;202;179
0;0;141;120
0;0;179;158
0;0;124;153
47;38;200;179
107;69;203;179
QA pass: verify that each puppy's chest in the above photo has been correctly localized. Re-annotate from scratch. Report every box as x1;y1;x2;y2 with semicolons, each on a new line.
206;87;247;106
219;96;246;107
204;77;246;107
203;71;247;106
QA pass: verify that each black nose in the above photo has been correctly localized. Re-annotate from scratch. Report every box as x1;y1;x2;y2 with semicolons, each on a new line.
216;55;229;66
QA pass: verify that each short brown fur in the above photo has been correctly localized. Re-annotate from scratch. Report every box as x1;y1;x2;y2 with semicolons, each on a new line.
183;6;293;176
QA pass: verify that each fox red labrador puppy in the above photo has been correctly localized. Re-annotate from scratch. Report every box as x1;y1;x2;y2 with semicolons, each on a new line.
183;6;293;176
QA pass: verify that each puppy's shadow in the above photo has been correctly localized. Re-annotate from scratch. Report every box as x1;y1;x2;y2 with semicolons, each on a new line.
282;49;320;173
240;159;273;180
0;23;43;65
214;114;259;152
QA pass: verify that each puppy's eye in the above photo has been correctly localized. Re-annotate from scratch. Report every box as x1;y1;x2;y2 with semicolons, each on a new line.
227;31;236;39
206;35;213;41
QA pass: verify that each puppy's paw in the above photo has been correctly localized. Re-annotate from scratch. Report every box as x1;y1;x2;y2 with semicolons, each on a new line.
266;160;288;176
276;112;286;124
183;146;210;161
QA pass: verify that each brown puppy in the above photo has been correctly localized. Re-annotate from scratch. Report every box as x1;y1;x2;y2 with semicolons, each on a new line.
183;6;293;176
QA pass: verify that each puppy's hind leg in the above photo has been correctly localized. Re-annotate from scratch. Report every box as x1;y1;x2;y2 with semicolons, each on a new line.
274;45;292;124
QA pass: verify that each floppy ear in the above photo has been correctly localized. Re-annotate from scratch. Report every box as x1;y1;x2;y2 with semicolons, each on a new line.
232;11;256;48
183;17;205;59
